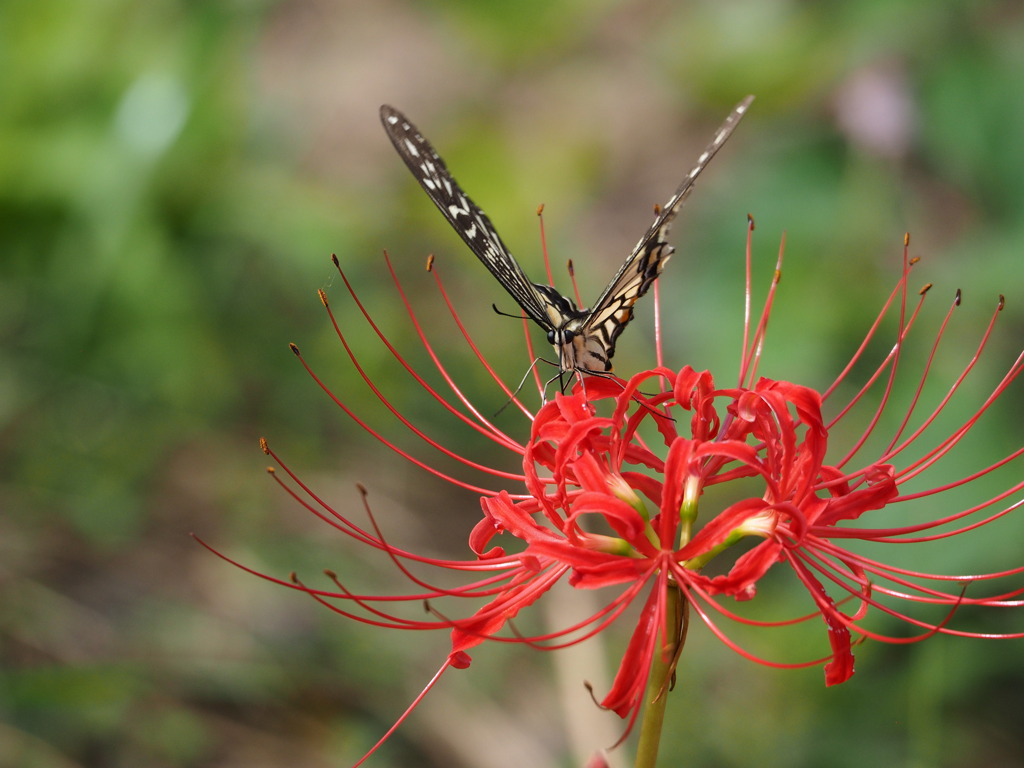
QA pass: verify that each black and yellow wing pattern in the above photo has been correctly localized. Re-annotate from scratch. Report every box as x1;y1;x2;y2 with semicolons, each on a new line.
380;96;753;374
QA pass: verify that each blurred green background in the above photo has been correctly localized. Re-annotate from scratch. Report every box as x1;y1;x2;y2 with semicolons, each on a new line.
2;1;1022;766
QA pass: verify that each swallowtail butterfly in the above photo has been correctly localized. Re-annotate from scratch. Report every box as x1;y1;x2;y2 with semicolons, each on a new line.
380;96;753;376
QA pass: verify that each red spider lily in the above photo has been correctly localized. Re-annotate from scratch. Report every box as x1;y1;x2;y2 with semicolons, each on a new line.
201;221;1023;765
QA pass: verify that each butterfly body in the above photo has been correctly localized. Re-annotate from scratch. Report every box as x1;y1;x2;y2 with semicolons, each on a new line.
380;97;752;376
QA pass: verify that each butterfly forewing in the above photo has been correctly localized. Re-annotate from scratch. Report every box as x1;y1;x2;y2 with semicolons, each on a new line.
380;106;552;328
380;97;753;376
583;95;755;361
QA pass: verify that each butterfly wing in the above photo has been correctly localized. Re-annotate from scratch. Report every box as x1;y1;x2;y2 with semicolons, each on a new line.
380;105;555;330
582;95;754;363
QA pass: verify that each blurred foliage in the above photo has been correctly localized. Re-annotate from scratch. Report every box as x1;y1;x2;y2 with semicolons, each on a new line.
1;1;1022;767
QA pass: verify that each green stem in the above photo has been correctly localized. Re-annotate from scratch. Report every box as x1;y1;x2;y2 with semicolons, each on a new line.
633;586;686;768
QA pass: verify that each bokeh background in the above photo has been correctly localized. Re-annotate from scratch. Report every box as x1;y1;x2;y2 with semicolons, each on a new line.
2;1;1023;766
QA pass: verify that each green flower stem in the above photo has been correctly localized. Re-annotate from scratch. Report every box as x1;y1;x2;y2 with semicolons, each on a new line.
634;585;686;768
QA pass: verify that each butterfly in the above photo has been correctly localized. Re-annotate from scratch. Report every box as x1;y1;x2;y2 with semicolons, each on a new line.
380;96;753;378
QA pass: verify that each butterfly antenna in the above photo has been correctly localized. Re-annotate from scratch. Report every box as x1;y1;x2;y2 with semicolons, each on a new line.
492;303;527;319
